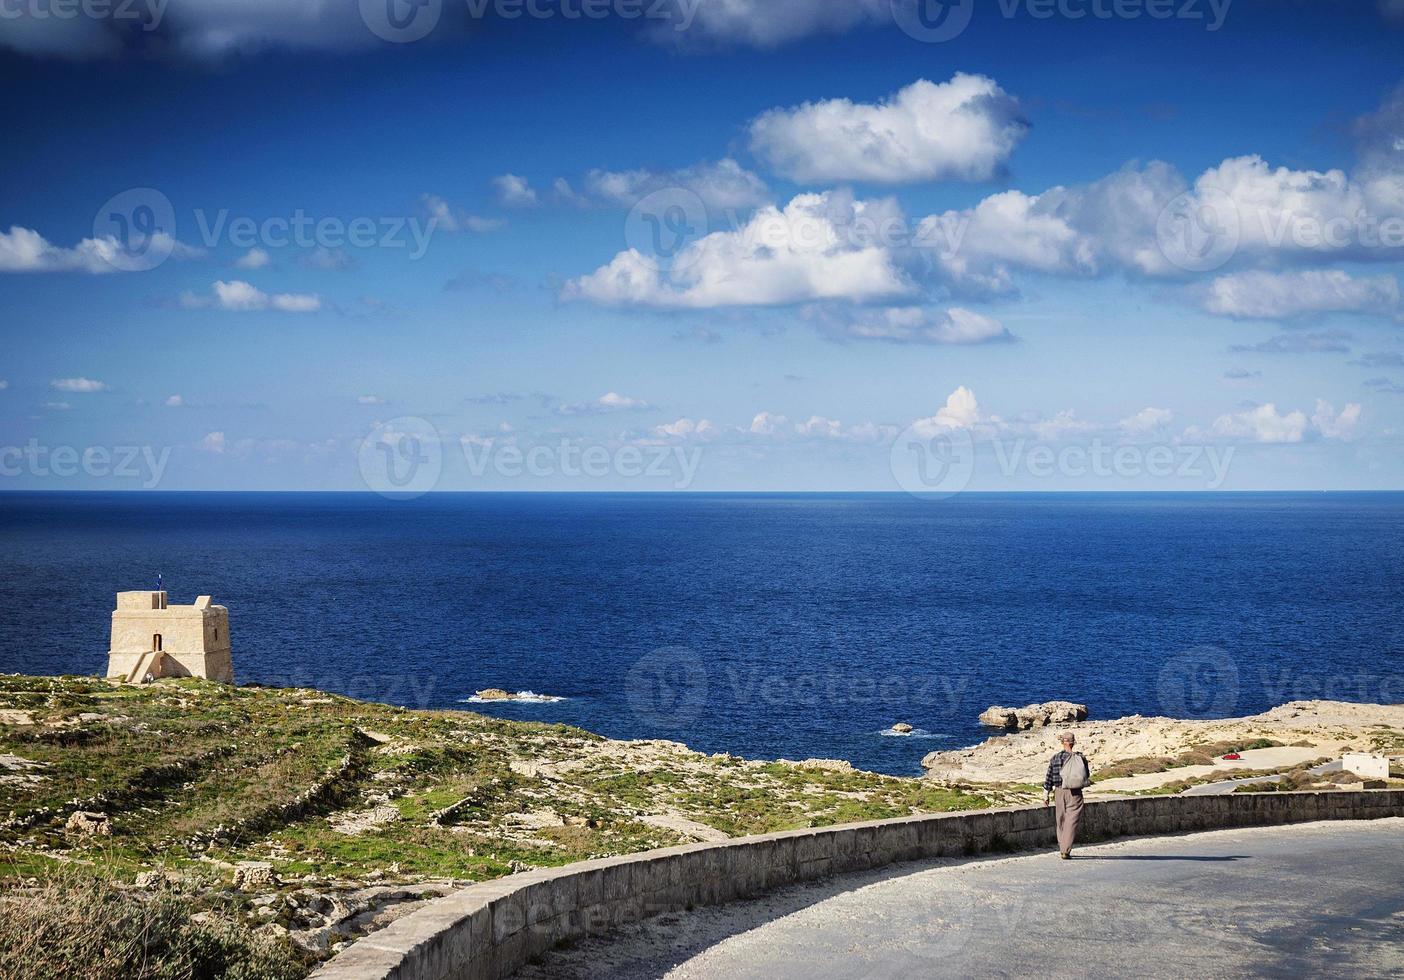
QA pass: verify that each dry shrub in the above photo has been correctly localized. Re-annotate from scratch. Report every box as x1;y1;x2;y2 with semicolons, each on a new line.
0;874;304;980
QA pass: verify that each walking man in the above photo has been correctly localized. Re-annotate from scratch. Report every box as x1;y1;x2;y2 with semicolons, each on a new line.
1044;731;1090;859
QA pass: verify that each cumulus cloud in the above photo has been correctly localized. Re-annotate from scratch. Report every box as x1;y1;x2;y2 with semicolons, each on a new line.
1204;400;1362;443
493;175;538;208
1120;407;1173;435
749;75;1027;185
0;226;200;274
421;195;504;234
1201;270;1401;319
199;431;226;454
652;418;720;441
804;305;1013;345
50;377;107;393
164;395;184;408
0;379;8;390
910;386;984;437
556;392;654;416
211;280;321;313
234;247;271;270
1312;399;1363;440
1210;403;1310;443
357;395;387;405
581;159;770;211
564;191;914;308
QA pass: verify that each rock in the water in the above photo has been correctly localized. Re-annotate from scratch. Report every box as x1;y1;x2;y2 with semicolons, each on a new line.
890;723;914;734
475;689;513;701
979;707;1019;729
980;701;1088;731
64;811;111;836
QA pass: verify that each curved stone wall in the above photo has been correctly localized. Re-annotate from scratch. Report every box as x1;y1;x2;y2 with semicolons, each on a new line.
312;790;1404;980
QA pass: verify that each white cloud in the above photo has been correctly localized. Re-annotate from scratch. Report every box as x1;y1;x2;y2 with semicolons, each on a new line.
300;246;354;271
211;280;321;313
1210;403;1310;443
164;395;184;408
199;431;226;454
1312;399;1363;440
421;194;504;233
51;377;107;393
557;392;653;415
807;305;1013;345
1201;270;1400;320
651;0;889;47
749;412;789;436
1120;407;1173;435
749;75;1027;185
0;379;7;390
565;191;914;308
910;386;984;437
581;159;770;211
652;418;719;441
493;174;538;208
0;226;200;274
235;247;271;270
357;395;387;405
43;402;71;411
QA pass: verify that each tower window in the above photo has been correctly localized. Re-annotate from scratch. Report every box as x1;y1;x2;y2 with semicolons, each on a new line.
153;634;163;651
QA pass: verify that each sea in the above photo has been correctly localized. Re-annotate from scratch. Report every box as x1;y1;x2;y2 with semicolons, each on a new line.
1;492;1401;776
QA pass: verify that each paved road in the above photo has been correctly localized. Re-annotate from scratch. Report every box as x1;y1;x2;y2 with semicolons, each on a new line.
520;819;1404;980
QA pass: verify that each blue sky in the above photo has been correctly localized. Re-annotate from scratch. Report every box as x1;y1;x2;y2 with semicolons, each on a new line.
2;0;1404;491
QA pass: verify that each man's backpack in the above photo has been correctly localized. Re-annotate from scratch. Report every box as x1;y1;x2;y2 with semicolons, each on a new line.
1061;752;1090;791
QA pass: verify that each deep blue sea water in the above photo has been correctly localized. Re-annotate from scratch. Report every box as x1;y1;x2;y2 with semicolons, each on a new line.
1;492;1401;775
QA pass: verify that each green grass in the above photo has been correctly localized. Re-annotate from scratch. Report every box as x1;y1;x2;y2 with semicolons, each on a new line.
0;674;997;976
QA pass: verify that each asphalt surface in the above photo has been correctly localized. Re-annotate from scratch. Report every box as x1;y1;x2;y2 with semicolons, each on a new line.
519;818;1404;980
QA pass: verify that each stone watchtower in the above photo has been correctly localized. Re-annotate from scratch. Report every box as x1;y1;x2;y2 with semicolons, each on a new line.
105;591;235;684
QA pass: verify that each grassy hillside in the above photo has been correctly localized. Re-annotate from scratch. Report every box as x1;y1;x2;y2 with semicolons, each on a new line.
0;675;992;977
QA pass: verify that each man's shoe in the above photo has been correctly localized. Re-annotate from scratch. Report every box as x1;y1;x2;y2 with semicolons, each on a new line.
1060;851;1070;860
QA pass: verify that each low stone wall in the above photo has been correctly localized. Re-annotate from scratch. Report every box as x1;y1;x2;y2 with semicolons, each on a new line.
312;790;1404;980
